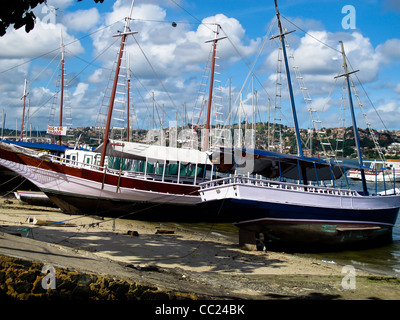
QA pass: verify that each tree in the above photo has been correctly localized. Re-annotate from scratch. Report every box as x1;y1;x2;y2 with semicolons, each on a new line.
0;0;104;37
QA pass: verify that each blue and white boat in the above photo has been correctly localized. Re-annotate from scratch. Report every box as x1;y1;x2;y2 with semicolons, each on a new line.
198;1;400;251
199;150;400;251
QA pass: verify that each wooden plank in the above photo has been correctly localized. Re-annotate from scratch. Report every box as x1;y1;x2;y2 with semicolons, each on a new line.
336;226;381;232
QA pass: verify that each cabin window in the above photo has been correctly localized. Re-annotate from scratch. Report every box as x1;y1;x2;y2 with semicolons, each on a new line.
84;155;93;165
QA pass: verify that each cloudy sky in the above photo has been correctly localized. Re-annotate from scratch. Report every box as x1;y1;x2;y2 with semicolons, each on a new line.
0;0;400;135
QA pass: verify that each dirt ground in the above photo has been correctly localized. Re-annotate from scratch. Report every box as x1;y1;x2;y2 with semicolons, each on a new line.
0;196;399;300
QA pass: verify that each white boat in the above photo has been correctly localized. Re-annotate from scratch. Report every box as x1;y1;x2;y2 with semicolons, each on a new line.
0;1;226;221
198;1;400;251
347;159;400;182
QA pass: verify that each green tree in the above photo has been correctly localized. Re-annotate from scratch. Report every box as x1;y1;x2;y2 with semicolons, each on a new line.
0;0;104;37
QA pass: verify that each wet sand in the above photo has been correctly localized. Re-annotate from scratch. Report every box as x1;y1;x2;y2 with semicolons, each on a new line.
0;196;399;300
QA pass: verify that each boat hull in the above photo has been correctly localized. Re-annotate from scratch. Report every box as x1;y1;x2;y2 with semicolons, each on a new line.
199;178;400;251
0;143;208;221
219;198;395;250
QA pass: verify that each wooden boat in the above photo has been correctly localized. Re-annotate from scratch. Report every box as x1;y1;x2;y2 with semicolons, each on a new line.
198;1;400;251
0;0;227;222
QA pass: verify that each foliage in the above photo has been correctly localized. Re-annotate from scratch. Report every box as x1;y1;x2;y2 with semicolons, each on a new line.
0;0;104;37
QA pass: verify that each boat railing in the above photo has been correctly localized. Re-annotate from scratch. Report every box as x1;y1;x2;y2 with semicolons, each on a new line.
48;153;105;171
47;152;204;185
200;176;359;197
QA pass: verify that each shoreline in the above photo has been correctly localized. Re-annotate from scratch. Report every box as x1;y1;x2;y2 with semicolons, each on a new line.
0;196;399;300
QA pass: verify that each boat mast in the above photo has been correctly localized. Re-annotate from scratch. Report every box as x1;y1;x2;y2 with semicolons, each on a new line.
338;41;368;195
20;79;28;141
100;0;136;168
58;31;65;146
272;0;303;157
204;24;226;151
126;53;131;142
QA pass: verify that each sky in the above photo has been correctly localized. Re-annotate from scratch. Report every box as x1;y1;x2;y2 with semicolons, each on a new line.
0;0;400;135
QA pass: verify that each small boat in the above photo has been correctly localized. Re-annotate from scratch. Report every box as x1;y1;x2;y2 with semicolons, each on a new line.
198;0;400;251
14;190;56;207
347;159;400;182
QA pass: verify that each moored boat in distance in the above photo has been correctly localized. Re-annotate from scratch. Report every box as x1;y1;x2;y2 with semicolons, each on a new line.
347;159;400;182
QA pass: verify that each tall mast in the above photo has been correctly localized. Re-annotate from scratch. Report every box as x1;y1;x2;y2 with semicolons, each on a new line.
338;41;368;195
272;0;303;157
100;0;137;167
20;79;28;141
126;53;131;142
58;31;65;145
203;24;226;151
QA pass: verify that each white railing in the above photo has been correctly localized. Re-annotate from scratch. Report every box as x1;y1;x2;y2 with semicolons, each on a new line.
200;176;358;197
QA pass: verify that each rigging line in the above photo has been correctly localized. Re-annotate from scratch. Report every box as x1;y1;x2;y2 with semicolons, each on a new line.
66;38;120;86
0;19;124;75
280;14;341;54
130;75;153;127
24;59;63;124
0;171;25;187
130;73;164;129
346;58;389;132
28;51;60;84
219;16;277;107
168;0;215;33
215;29;272;133
64;48;112;72
132;18;209;26
54;186;202;242
130;34;179;112
25;39;119;125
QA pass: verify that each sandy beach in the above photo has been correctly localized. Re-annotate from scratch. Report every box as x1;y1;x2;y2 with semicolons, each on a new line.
1;195;399;301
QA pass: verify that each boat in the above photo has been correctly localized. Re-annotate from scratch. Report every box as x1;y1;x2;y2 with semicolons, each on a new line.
198;0;400;251
347;159;400;182
0;0;228;221
14;190;56;207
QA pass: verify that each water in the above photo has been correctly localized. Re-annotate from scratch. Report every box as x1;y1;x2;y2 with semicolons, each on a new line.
301;220;400;278
320;160;400;278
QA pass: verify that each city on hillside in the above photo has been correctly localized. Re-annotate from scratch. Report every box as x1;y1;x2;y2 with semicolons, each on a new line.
1;123;400;160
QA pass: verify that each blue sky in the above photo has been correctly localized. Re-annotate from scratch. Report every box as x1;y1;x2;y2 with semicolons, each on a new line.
0;0;399;135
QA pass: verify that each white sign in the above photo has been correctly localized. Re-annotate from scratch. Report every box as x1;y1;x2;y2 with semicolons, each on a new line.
47;125;67;136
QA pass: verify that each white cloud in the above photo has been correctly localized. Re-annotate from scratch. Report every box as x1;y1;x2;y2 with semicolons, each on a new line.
1;1;398;131
73;82;89;97
88;3;261;130
376;38;400;63
63;8;100;32
47;0;75;9
365;101;400;129
264;30;386;98
377;101;397;113
87;69;104;83
0;19;83;59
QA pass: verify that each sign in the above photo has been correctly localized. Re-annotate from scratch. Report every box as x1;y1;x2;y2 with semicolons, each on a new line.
47;125;67;136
